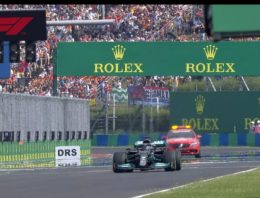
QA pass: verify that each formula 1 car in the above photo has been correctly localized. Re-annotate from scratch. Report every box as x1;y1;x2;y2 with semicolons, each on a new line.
112;138;181;173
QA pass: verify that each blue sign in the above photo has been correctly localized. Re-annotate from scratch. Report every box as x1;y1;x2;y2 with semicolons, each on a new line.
0;41;10;79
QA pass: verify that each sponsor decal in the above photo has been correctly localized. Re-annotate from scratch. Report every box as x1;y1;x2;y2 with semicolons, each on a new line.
185;44;235;74
0;17;33;35
195;95;205;115
182;118;219;131
0;10;46;41
94;44;144;74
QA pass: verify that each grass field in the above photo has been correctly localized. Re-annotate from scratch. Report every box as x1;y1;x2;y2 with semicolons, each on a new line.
146;167;260;198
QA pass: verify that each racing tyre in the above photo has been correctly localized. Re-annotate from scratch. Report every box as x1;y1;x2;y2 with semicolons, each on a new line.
164;150;176;171
195;152;201;158
113;152;130;173
175;149;182;171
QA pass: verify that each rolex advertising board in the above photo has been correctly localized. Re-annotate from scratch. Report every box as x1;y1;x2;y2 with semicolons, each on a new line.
57;42;260;76
170;92;260;133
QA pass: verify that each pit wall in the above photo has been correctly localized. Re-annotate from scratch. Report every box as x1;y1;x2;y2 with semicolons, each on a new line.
0;93;90;141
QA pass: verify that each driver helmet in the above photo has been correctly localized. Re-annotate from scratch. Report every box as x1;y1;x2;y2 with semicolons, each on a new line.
143;139;151;144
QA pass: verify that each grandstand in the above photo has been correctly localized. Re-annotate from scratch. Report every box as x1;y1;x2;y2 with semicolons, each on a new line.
0;4;260;136
0;4;207;98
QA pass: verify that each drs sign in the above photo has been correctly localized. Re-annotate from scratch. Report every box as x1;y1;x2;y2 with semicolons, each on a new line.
55;146;81;167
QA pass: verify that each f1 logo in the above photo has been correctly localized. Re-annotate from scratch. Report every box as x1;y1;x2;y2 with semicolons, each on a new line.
0;17;33;36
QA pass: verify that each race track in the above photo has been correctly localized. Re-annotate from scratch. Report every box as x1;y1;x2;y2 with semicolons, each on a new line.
0;147;260;198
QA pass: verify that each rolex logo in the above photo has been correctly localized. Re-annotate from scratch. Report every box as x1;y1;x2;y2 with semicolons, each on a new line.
195;95;205;115
112;45;126;60
203;45;218;60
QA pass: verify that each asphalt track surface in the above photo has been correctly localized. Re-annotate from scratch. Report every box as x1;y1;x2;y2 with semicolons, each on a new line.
0;147;260;198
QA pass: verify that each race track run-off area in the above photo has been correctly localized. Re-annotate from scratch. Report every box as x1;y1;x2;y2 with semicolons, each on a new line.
0;147;260;198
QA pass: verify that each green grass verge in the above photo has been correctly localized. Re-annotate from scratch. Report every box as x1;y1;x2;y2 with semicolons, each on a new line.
147;168;260;198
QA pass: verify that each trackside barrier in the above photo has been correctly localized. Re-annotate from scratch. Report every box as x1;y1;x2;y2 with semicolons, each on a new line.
91;133;260;147
0;140;91;169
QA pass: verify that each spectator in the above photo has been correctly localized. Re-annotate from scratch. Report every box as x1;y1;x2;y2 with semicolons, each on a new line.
0;4;256;100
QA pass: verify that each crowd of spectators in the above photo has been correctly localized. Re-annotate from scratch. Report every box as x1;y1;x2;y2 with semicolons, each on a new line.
0;4;213;100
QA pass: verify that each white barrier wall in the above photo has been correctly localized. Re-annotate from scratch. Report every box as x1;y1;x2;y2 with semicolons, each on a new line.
0;93;90;141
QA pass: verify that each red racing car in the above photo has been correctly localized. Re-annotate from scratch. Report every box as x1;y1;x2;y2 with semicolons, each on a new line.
165;125;202;158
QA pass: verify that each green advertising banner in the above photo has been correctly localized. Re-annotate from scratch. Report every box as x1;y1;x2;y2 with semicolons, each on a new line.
212;5;260;33
170;91;260;133
57;41;260;76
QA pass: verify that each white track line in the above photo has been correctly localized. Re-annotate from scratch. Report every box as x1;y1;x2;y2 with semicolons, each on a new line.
202;168;258;182
132;167;258;198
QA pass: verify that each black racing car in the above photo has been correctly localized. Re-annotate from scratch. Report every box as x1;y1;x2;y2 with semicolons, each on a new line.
112;138;181;173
